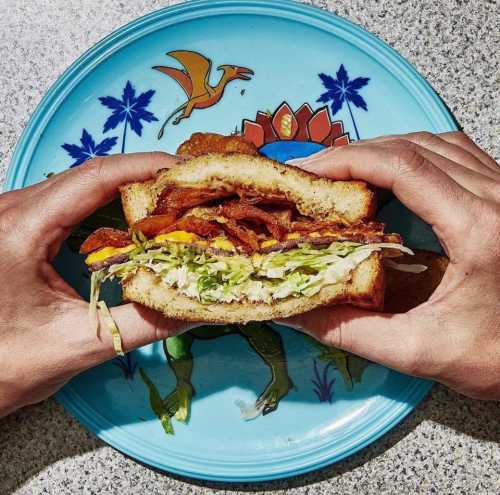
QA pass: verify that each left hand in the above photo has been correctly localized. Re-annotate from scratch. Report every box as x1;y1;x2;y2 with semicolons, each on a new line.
0;153;194;417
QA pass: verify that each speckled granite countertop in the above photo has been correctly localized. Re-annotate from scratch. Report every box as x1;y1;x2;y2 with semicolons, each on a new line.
0;0;499;493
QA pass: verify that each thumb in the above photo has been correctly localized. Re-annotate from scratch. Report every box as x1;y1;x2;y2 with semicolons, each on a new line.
24;152;181;239
276;306;425;376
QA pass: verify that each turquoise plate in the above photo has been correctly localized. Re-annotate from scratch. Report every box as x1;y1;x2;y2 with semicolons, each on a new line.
4;0;456;482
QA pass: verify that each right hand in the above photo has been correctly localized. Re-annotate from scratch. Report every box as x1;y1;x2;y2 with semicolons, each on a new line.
281;131;500;400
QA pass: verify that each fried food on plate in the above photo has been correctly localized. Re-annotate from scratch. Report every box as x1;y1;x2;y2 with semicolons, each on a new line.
176;132;259;157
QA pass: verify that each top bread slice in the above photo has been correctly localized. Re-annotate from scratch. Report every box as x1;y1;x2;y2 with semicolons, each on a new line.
120;153;375;226
118;153;384;322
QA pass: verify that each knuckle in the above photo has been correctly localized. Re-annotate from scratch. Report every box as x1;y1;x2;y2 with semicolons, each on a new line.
327;319;350;349
451;131;471;147
0;206;18;237
414;131;438;146
147;151;171;161
394;146;427;178
0;192;13;212
391;138;418;151
78;156;106;181
393;313;430;377
485;183;500;204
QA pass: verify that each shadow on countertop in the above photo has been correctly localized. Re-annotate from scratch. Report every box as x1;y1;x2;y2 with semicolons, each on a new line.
1;384;499;493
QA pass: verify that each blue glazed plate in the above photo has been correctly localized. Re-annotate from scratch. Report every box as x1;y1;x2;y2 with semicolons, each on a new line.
4;0;456;482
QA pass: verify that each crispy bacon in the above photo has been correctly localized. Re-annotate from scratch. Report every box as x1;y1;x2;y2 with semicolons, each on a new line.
221;219;260;252
159;216;222;238
221;200;289;240
270;208;293;228
133;212;179;237
154;187;233;214
80;228;131;255
260;232;402;253
240;195;295;208
291;220;385;234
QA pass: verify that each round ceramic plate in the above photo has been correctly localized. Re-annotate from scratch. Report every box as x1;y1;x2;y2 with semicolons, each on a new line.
5;0;456;482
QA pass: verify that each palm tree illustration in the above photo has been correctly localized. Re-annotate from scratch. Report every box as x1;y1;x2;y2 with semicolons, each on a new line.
99;81;158;153
317;64;370;141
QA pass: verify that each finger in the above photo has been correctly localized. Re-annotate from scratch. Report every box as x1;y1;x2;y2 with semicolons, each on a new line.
366;132;500;180
24;152;181;240
294;142;477;244
376;140;499;201
439;131;500;173
66;301;197;369
275;306;430;377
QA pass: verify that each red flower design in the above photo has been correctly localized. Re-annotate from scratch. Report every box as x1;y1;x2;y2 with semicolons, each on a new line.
242;101;349;149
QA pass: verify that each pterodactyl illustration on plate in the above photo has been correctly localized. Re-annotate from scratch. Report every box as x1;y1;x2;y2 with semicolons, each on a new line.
153;50;254;138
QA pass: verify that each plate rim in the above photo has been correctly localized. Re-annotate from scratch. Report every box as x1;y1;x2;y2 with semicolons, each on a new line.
5;0;453;481
57;371;432;481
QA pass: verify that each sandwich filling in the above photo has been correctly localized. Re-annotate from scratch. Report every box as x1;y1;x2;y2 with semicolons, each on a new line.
82;185;411;305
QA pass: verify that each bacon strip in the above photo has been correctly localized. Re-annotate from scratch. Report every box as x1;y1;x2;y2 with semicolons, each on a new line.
221;200;289;240
260;232;402;253
270;208;293;228
159;216;222;238
239;194;295;208
154;187;233;214
133;212;179;238
221;219;260;252
291;220;385;234
80;228;131;255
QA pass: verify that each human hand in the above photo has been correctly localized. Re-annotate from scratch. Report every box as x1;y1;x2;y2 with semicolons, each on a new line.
0;153;194;417
281;132;500;400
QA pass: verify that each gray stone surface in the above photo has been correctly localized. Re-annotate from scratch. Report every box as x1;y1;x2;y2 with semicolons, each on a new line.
0;0;499;493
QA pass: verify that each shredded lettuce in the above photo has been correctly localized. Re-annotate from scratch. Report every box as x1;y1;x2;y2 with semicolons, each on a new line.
384;258;428;273
89;270;124;356
94;240;412;305
89;270;104;333
98;300;125;356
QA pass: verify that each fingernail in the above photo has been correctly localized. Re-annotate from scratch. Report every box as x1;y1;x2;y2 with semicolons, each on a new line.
285;146;333;166
285;158;305;166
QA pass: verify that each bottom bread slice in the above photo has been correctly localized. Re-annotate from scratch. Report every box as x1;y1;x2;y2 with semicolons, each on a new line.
122;252;384;324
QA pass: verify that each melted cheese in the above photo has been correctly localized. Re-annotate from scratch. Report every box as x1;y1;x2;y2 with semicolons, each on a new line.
155;231;199;244
86;227;340;267
210;237;235;251
261;239;278;248
85;244;135;265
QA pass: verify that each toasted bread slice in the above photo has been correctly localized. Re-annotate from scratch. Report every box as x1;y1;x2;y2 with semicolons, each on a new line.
118;154;383;322
122;252;384;324
120;153;375;226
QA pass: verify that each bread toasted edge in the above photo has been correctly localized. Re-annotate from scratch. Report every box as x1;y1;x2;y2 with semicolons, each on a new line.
119;154;376;226
122;252;384;324
120;180;155;227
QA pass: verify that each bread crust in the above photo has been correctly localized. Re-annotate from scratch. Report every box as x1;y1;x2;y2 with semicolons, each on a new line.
122;252;384;323
120;153;375;226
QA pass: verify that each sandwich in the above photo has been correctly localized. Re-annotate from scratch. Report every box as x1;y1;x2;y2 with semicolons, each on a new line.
81;153;411;325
